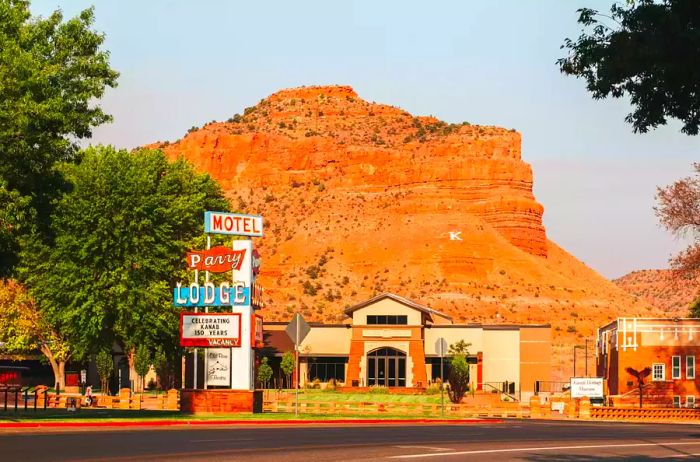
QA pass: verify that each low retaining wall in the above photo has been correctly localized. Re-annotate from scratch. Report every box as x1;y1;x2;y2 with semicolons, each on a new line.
590;406;700;422
181;389;263;414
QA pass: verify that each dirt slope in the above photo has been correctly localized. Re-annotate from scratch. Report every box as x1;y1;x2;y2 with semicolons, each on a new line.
614;269;699;317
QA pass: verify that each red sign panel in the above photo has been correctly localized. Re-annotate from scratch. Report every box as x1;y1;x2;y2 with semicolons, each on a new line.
251;314;264;348
186;246;246;273
252;248;261;275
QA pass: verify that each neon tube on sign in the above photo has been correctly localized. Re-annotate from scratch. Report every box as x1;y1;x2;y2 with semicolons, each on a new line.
204;211;263;237
173;282;250;307
186;246;246;273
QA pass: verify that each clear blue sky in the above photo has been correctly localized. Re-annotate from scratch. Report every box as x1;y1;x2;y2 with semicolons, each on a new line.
33;0;699;278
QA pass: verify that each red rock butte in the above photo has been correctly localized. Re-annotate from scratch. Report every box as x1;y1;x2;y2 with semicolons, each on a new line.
153;85;657;378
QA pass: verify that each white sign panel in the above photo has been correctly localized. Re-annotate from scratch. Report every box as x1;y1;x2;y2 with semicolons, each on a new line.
206;348;231;386
204;211;264;237
180;313;242;347
570;377;604;399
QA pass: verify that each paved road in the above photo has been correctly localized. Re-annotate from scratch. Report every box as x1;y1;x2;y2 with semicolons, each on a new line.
2;419;700;461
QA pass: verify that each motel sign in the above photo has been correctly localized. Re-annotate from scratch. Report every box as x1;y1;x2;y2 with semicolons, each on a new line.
204;211;263;237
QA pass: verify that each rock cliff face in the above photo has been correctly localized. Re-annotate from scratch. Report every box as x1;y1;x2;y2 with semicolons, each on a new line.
155;85;656;379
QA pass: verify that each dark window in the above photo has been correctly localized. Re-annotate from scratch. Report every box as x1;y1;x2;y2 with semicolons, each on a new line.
308;357;347;382
367;315;408;325
428;357;451;381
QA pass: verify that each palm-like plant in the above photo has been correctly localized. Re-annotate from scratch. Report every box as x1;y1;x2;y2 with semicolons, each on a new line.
626;367;652;409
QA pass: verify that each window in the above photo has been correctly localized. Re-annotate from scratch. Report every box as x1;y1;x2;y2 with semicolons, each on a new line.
307;357;347;383
673;396;681;408
673;356;681;379
366;315;407;325
653;363;665;381
687;356;696;379
686;396;696;409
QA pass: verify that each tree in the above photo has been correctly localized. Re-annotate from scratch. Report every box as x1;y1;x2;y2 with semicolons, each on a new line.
626;366;652;408
691;297;700;318
134;344;151;393
95;349;113;395
447;340;471;404
0;1;118;275
655;164;700;283
19;146;230;361
153;348;172;391
281;351;295;389
0;279;72;389
558;1;700;135
257;357;273;390
0;181;35;275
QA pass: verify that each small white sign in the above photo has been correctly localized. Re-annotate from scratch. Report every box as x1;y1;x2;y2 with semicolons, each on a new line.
180;313;242;347
570;377;604;399
206;348;231;386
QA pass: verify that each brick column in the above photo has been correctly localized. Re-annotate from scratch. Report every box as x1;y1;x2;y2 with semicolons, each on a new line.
409;340;427;388
579;398;591;419
530;395;541;418
477;352;483;391
346;340;364;387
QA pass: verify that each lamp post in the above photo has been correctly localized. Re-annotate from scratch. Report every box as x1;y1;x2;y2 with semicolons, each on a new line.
573;345;583;377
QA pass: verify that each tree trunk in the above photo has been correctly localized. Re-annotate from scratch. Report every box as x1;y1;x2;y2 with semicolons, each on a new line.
639;384;643;409
127;348;136;392
58;361;66;390
40;345;66;390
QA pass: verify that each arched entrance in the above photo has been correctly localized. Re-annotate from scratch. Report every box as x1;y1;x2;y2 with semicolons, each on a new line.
367;347;406;387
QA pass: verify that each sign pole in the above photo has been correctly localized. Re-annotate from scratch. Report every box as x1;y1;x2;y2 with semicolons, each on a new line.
235;238;236;390
284;312;310;417
295;316;299;417
440;349;444;416
204;236;210;390
435;338;447;416
193;269;198;390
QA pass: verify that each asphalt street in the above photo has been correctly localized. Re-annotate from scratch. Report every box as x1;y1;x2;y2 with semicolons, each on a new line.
2;419;700;461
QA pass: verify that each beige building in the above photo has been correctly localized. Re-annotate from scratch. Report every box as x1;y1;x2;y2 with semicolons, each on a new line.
264;293;551;400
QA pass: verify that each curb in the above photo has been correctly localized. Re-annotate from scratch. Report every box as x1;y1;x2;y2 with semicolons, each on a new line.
0;418;501;428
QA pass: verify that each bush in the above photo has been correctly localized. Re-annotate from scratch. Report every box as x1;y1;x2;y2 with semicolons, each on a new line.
306;265;320;279
425;382;442;395
368;386;389;394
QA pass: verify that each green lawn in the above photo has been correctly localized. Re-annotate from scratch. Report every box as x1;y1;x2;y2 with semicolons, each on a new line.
267;389;444;405
0;389;457;423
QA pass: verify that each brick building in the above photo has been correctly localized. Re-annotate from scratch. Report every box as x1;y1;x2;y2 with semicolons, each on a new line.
264;292;551;400
597;318;700;407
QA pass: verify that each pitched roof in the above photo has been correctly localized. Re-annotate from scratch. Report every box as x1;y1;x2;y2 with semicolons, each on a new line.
343;293;453;322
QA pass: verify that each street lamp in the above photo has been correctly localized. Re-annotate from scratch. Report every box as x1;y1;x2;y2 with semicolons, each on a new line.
573;340;591;378
573;345;583;377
